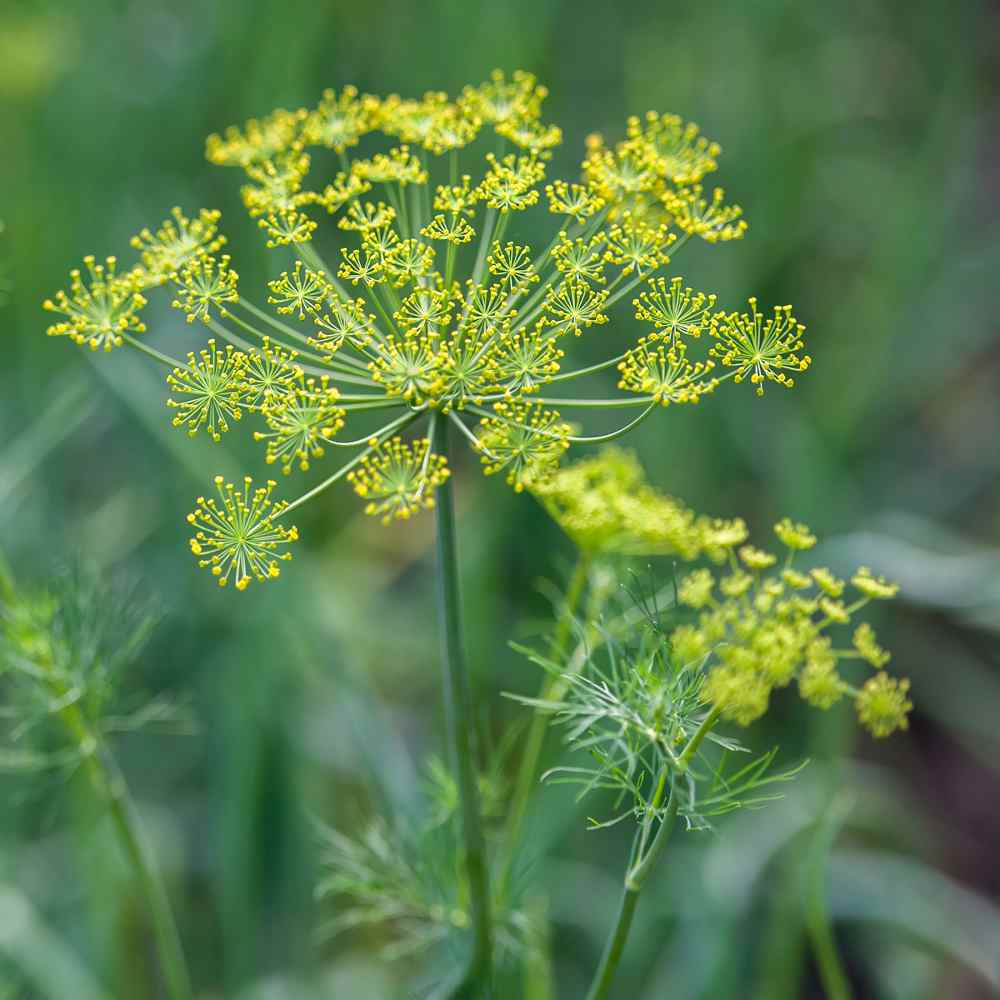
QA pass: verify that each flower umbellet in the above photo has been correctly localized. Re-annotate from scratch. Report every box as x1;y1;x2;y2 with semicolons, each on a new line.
43;70;812;590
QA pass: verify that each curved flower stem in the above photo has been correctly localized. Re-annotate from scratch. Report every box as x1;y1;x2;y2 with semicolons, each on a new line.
277;409;422;516
568;402;657;444
545;353;627;384
805;796;854;1000
530;396;655;408
122;334;185;370
497;551;592;899
430;412;493;995
585;704;722;1000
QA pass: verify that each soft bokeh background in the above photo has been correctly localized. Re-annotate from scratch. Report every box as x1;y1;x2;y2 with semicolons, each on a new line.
2;0;999;996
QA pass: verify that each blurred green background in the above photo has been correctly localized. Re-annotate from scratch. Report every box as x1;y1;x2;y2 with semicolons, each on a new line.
2;0;999;996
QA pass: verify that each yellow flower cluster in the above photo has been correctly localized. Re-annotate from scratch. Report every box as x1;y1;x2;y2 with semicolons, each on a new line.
347;436;449;523
43;70;816;589
187;477;298;590
530;447;705;557
670;518;910;737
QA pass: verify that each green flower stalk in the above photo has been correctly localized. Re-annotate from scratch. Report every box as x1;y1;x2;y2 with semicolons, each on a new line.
44;70;817;993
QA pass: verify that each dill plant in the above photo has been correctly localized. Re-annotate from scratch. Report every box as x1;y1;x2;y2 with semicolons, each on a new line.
38;70;906;995
0;562;193;1000
508;450;910;998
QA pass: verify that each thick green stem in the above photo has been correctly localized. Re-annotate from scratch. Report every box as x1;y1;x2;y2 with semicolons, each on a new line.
497;552;591;897
430;413;493;995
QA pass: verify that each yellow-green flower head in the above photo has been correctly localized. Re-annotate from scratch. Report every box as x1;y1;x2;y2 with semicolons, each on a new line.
459;69;549;129
339;199;397;233
583;138;658;205
421;213;477;245
545;181;605;223
205;107;306;167
782;568;812;590
488;241;539;291
699;517;750;562
798;638;845;709
187;476;298;589
424;106;482;156
542;280;609;336
710;298;810;396
241;151;312;217
130;207;226;287
240;336;302;407
311;297;375;354
347;436;449;524
44;256;146;352
495;118;562;159
633;276;716;348
679;568;715;609
255;376;345;474
166;339;246;441
530;447;705;558
853;622;890;668
434;176;479;217
628;111;721;186
259;208;317;249
477;401;570;492
851;567;899;600
172;254;239;324
267;261;331;319
618;339;715;405
378;91;450;145
703;666;771;726
739;545;777;570
352;146;428;187
856;672;912;738
663;185;747;243
774;517;817;551
320;172;372;215
478;153;545;213
604;216;675;273
368;332;445;404
550;231;608;285
489;327;563;396
810;567;844;598
302;85;379;153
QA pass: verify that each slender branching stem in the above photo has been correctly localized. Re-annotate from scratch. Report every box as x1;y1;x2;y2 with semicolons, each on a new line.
277;409;421;516
122;334;185;370
530;396;656;409
430;412;493;995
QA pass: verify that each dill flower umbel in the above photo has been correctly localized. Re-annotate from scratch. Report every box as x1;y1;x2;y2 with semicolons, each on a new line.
669;516;910;738
531;447;706;558
44;70;813;589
